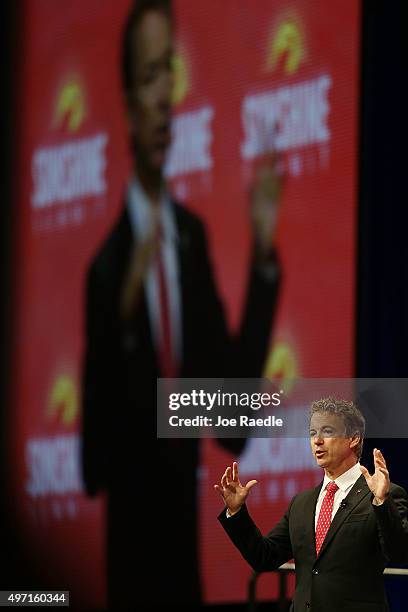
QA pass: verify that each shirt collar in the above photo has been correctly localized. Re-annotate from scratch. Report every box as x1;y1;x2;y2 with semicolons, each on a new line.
322;461;361;493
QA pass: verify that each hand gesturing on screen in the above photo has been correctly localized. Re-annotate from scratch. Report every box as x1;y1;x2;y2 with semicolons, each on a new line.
214;461;257;515
120;208;160;320
360;448;390;504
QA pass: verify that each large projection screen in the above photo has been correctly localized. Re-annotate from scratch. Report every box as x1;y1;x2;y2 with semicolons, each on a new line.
7;0;359;607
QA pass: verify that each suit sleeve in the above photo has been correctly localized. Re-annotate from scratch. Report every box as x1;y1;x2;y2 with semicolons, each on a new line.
191;221;281;454
234;247;281;377
218;501;293;572
373;484;408;565
193;220;281;379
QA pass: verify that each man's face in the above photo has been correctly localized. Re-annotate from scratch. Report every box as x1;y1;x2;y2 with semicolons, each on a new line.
309;411;357;471
127;10;173;172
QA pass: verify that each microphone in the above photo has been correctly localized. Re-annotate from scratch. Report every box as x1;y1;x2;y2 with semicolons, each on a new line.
339;500;348;509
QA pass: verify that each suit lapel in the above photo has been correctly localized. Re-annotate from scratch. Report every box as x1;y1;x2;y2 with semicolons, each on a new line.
315;474;371;561
303;481;323;562
174;204;192;373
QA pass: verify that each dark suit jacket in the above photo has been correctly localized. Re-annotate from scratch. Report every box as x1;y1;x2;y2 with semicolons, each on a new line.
81;201;281;604
82;201;281;490
219;475;408;612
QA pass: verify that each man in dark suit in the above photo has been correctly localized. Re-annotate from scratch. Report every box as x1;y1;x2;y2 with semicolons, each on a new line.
216;397;408;612
81;0;282;608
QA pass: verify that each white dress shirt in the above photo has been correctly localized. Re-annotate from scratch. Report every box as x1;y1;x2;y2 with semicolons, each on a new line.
127;177;182;363
314;461;362;527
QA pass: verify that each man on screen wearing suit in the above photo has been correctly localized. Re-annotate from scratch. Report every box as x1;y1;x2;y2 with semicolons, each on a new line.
82;0;283;607
216;397;408;612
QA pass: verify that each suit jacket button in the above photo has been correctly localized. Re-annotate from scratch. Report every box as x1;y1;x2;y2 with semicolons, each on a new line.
312;568;319;575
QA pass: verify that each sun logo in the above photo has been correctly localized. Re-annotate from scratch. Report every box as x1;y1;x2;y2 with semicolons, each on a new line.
47;375;79;426
264;341;298;394
171;49;190;106
266;16;305;75
54;79;85;132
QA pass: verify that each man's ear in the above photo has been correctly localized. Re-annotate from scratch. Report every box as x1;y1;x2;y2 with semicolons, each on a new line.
349;433;360;450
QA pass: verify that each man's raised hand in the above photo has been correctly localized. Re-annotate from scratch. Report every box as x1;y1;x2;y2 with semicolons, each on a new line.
360;448;391;504
214;461;258;515
120;209;160;320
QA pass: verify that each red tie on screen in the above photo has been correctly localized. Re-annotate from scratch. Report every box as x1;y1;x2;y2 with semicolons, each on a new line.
156;231;177;378
315;481;339;555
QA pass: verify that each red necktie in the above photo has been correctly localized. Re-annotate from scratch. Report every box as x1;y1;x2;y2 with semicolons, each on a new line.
156;233;177;378
315;481;339;555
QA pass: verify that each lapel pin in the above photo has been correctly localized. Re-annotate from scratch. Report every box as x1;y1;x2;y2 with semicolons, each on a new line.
356;489;361;494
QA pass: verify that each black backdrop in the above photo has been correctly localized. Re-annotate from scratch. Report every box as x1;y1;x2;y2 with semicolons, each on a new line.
357;0;407;487
358;1;408;609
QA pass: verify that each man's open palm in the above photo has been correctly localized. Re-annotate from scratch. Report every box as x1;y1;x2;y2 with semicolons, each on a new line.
214;462;258;515
360;448;390;502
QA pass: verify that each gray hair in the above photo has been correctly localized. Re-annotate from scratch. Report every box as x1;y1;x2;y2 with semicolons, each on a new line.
310;396;365;459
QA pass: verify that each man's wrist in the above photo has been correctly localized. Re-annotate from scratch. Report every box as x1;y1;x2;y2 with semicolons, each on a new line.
226;506;242;518
373;492;389;506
